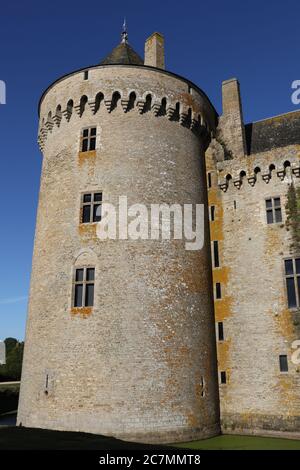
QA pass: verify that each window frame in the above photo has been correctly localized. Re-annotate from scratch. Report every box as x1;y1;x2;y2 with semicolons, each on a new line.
217;321;224;341
215;282;222;300
80;126;97;152
207;172;212;189
212;240;220;268
279;354;289;373
265;196;282;225
73;266;95;308
80;191;103;224
283;256;300;310
220;370;227;385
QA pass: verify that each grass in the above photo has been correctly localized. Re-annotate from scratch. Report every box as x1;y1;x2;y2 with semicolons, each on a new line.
0;427;299;450
176;434;300;450
0;427;170;450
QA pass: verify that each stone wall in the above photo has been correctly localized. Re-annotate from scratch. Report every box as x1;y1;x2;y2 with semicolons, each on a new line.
207;79;300;437
17;65;220;443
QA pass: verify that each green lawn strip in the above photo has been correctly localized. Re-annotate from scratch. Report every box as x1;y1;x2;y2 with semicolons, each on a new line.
0;427;173;450
0;426;299;450
175;434;300;450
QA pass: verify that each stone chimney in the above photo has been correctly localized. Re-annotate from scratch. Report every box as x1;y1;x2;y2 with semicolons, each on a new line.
144;32;165;69
218;78;246;158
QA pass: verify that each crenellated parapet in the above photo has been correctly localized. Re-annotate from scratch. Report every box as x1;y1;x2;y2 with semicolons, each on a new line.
37;64;217;154
38;89;212;152
214;151;300;192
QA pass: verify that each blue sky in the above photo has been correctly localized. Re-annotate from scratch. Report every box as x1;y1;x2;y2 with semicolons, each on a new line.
0;0;300;340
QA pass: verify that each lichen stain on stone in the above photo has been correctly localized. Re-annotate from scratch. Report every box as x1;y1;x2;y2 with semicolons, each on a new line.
178;92;199;112
78;223;98;241
71;307;92;317
186;411;198;427
275;305;294;339
78;150;96;166
278;374;296;410
217;339;231;377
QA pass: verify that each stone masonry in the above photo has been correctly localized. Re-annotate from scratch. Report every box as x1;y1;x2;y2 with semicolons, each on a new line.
207;79;300;438
17;32;220;444
17;31;300;442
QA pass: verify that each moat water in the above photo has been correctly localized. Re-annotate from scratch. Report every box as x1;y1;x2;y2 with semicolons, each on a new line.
0;412;17;426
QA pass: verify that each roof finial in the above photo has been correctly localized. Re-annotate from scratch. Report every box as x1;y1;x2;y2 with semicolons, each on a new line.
121;18;128;44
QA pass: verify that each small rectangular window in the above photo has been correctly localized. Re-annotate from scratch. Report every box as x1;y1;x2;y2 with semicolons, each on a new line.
81;127;97;152
210;206;215;221
218;322;224;341
284;257;300;308
81;192;102;224
75;268;84;282
279;355;288;372
85;284;94;307
74;284;83;307
73;267;95;308
84;70;89;80
220;371;226;384
213;241;220;268
266;197;282;224
216;282;221;299
207;172;212;188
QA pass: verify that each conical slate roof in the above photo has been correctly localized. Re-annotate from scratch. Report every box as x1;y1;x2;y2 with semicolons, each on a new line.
100;42;143;66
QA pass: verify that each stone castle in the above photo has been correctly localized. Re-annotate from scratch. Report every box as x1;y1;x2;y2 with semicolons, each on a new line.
17;29;300;442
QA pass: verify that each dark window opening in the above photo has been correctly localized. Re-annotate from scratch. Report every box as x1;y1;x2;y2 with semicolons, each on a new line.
207;172;212;188
216;282;222;299
84;70;89;80
210;205;215;221
81;127;97;152
213;241;220;268
200;376;205;397
218;322;224;341
279;355;288;372
81;192;102;224
44;374;49;394
220;371;226;384
266;197;282;224
285;258;300;308
74;267;95;308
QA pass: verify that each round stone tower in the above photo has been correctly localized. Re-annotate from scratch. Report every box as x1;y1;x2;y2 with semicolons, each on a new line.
17;30;220;443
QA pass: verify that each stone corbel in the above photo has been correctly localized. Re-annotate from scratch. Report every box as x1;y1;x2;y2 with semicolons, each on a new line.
277;169;285;181
136;100;145;114
219;183;228;192
151;101;161;116
262;174;271;183
166;105;176;120
104;100;112;113
62;109;72;122
74;104;81;116
121;99;129;112
234;179;242;189
52;114;62;127
247;176;256;187
88;101;97;114
45;120;54;132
